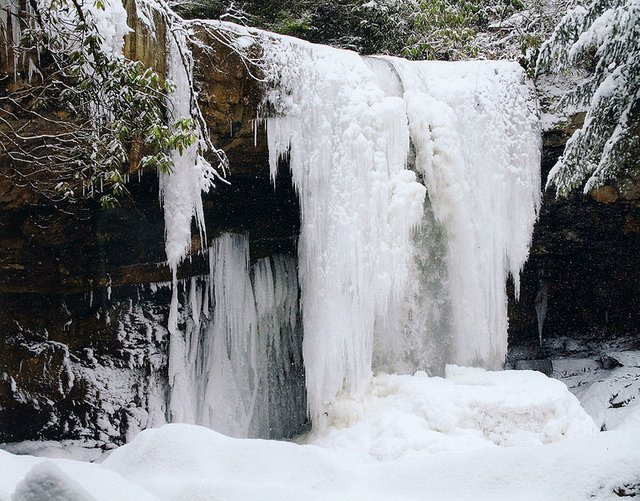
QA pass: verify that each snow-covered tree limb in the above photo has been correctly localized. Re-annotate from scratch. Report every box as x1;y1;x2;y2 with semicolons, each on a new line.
538;0;640;197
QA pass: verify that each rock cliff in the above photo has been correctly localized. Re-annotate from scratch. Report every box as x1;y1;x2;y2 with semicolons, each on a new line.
507;114;640;361
0;4;300;442
0;3;638;444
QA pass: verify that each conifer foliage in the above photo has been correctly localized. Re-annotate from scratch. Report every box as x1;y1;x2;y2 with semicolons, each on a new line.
538;0;640;197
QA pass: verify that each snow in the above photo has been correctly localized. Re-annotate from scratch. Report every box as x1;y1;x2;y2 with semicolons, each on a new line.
100;423;640;500
87;0;131;57
304;366;596;460
12;462;94;501
0;450;154;501
0;441;108;464
607;350;640;367
0;368;638;500
553;352;640;433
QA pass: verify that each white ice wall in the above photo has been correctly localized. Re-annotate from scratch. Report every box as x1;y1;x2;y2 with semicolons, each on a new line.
260;35;540;428
263;39;426;428
386;59;542;371
157;22;540;433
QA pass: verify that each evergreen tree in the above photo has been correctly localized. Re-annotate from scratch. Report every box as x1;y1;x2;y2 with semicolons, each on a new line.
537;0;640;197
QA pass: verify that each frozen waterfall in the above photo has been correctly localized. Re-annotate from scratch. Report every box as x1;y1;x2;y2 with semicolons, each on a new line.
262;35;541;428
167;234;306;438
161;26;540;435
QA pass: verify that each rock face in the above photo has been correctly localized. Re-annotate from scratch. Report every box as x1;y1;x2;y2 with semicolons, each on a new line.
507;124;640;361
0;4;301;443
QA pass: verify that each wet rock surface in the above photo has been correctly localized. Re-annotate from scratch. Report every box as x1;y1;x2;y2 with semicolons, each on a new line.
507;127;640;360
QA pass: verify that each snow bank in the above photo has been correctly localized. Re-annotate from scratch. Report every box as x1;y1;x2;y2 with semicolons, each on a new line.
575;366;640;431
1;419;638;500
305;366;596;460
1;369;609;500
12;462;94;501
102;423;640;500
0;450;154;501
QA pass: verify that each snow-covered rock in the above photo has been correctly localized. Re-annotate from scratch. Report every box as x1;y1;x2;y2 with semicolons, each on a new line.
305;366;596;460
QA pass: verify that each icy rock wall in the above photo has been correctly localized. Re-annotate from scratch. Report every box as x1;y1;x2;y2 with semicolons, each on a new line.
168;234;305;439
261;36;540;427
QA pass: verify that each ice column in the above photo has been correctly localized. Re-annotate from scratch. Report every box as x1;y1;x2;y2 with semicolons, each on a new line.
168;234;304;438
388;59;541;369
159;29;222;423
263;39;426;427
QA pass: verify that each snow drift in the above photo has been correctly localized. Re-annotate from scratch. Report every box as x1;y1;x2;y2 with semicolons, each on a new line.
3;367;637;500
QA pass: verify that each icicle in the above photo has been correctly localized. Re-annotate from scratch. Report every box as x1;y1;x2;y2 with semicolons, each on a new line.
159;29;208;271
9;0;20;79
189;276;200;328
159;20;225;416
263;38;425;428
253;118;258;147
167;233;302;439
260;37;540;428
535;280;549;346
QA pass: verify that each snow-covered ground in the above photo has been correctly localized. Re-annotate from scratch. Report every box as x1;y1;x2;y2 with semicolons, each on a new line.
2;364;639;500
553;350;640;432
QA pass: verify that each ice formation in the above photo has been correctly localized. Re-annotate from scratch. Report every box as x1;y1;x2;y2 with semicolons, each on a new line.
0;0;131;78
167;234;305;438
261;35;540;426
388;59;542;370
263;39;427;427
117;18;540;434
161;28;214;277
160;24;227;404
